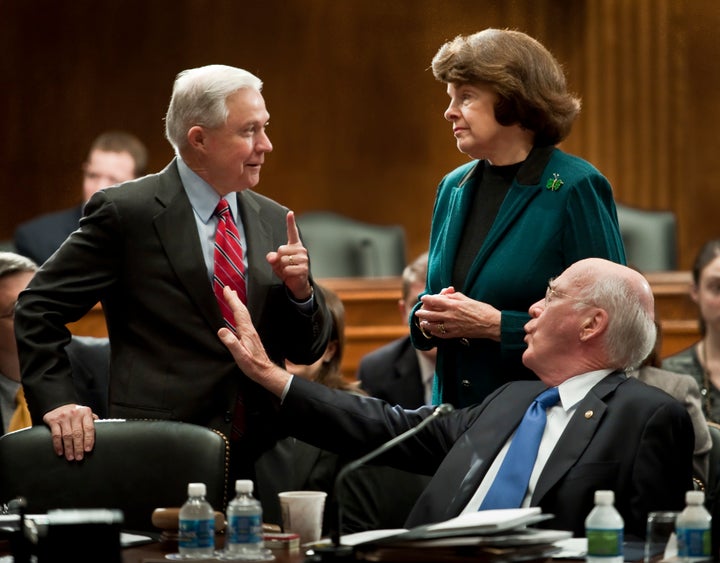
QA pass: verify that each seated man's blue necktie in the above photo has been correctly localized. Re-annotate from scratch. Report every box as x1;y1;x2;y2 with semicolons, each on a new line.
479;387;561;510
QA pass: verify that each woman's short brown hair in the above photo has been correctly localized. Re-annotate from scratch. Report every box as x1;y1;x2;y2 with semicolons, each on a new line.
431;28;581;146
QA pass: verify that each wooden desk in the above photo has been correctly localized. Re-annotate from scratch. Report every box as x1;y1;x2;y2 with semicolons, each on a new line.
66;272;700;378
122;539;306;563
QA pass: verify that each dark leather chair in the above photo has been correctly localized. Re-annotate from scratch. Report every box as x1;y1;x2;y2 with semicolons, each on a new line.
0;419;229;532
616;204;677;272
296;211;406;278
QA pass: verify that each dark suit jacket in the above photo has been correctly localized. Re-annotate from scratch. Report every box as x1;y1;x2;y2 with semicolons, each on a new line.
14;205;83;264
357;336;426;408
15;160;331;461
282;372;694;538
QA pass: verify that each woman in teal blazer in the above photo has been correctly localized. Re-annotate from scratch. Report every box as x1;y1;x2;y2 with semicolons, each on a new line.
411;29;626;407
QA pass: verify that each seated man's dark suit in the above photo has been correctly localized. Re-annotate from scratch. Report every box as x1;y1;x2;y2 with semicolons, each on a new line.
357;336;426;408
281;372;694;539
14;205;83;265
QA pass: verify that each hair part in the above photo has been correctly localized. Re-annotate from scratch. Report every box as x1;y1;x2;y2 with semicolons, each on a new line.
431;28;581;145
164;64;263;155
90;130;149;177
691;238;720;336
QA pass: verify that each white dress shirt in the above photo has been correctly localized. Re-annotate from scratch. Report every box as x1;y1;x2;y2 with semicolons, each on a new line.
461;369;613;513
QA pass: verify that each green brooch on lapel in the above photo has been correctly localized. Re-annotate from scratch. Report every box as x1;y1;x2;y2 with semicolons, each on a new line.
545;173;564;191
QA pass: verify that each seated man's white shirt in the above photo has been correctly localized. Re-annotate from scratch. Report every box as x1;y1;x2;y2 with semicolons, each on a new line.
461;369;613;513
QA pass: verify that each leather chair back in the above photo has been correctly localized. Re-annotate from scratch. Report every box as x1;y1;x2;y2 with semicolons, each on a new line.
297;211;406;278
0;419;229;532
616;204;677;272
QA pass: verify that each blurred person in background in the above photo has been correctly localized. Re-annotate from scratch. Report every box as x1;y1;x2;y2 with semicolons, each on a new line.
358;252;436;407
663;239;720;423
14;130;148;264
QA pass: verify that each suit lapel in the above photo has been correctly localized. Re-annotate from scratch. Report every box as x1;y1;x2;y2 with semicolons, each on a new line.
463;146;556;288
531;372;625;503
153;161;222;331
235;190;275;320
444;383;543;516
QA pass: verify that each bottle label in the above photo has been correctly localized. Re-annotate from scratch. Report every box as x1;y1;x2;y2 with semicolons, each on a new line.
586;528;623;557
179;518;215;549
677;528;711;558
228;513;263;544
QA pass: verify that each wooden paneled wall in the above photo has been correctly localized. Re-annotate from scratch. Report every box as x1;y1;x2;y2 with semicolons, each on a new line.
2;1;720;269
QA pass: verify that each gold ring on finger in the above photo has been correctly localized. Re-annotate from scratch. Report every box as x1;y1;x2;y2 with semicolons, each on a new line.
439;322;446;335
289;255;295;266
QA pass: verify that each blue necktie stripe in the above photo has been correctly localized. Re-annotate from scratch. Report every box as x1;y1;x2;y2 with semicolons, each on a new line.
479;386;560;510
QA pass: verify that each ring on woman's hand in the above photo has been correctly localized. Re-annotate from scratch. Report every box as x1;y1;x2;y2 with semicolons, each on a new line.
438;322;446;335
289;255;295;266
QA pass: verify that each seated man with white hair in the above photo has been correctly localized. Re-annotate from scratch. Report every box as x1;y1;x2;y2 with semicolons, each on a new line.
219;258;694;539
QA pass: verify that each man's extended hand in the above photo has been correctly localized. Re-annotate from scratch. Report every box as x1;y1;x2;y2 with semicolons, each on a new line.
42;404;98;461
218;286;291;397
266;211;313;301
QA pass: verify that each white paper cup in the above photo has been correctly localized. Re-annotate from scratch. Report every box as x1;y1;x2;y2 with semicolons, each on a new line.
278;490;327;545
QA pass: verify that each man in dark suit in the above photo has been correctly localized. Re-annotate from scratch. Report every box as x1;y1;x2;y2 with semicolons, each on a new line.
357;251;435;407
13;131;148;265
14;65;332;483
0;252;111;432
219;257;694;538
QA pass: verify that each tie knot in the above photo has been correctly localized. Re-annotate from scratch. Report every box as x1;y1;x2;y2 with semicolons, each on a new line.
214;198;230;218
535;387;560;410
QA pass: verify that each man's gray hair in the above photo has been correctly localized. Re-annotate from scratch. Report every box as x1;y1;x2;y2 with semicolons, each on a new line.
164;64;263;155
0;252;37;280
577;275;656;371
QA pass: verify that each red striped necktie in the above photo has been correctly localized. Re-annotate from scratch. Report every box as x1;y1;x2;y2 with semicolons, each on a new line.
213;197;247;440
213;198;247;331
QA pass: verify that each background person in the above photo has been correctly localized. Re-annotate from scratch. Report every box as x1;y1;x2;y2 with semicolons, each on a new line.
14;65;332;487
219;258;692;539
255;284;362;531
410;28;626;408
628;321;711;486
663;238;720;422
13;130;148;265
358;251;436;407
0;252;110;434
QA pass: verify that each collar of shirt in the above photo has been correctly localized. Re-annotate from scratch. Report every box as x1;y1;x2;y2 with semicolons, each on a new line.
177;157;240;223
177;157;246;279
556;368;615;412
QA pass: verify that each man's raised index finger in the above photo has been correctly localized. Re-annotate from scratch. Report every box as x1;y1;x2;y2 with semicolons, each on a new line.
286;211;300;245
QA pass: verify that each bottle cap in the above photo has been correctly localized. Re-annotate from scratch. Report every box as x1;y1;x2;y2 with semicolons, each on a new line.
236;479;253;493
188;482;206;496
686;490;705;505
594;490;614;505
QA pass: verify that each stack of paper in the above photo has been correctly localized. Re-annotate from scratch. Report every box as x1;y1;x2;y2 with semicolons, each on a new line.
348;508;571;562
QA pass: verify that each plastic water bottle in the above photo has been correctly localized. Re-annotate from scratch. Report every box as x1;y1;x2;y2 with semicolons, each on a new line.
676;490;712;562
179;482;215;558
585;490;624;563
225;479;264;557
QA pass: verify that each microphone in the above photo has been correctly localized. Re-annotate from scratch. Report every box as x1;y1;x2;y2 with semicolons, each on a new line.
315;403;454;560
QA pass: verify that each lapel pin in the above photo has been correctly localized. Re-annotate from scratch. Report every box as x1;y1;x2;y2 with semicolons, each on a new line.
584;410;593;419
546;173;564;191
